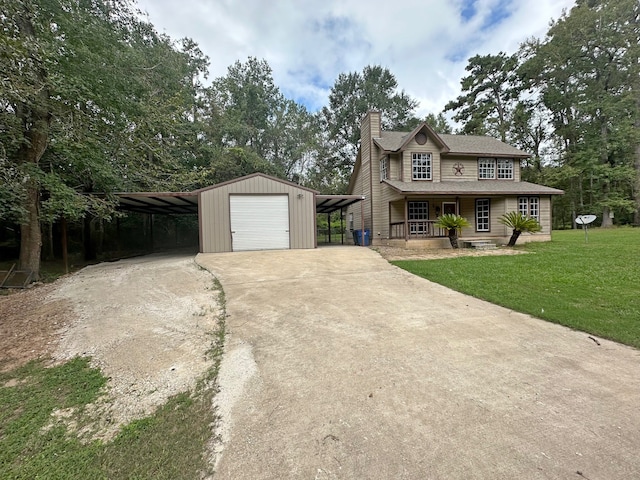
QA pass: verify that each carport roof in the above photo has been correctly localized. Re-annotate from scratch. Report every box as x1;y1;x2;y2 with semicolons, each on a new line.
114;192;363;215
116;192;199;214
315;195;365;214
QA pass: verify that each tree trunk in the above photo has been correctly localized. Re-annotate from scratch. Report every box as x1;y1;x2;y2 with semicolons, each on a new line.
508;229;521;247
601;206;613;228
448;229;459;249
19;182;42;278
15;5;51;281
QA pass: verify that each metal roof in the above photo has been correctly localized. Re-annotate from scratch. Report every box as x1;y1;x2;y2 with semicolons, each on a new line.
315;195;365;214
116;192;199;214
115;191;363;215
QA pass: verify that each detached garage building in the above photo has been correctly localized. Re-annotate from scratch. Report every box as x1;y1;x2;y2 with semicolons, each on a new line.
198;174;317;253
116;173;363;253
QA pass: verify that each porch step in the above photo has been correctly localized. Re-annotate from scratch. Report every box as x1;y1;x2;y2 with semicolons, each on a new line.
462;240;497;250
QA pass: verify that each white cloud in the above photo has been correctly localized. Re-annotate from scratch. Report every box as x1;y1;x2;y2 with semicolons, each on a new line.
136;0;575;116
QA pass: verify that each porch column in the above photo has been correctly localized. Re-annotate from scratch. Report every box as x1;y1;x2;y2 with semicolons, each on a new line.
404;197;409;242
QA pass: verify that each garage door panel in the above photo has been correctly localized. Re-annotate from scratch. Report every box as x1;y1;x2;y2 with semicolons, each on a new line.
230;195;290;251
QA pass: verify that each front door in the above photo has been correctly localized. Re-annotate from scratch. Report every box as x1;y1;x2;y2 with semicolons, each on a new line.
443;202;457;215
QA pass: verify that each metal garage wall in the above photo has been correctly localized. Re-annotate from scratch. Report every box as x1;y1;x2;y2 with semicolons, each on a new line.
198;174;316;253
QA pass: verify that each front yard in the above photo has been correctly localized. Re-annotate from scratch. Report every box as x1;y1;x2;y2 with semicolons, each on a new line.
392;228;640;349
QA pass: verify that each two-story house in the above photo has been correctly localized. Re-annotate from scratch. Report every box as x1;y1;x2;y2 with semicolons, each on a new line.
346;111;564;247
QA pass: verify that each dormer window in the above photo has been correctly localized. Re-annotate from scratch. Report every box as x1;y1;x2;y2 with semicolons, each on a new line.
412;153;432;180
380;156;388;181
478;158;513;179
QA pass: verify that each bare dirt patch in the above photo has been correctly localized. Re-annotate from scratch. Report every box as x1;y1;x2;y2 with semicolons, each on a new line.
1;253;221;442
0;283;72;373
372;245;528;261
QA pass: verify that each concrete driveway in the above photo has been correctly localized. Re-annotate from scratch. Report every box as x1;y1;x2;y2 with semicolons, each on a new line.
197;247;640;480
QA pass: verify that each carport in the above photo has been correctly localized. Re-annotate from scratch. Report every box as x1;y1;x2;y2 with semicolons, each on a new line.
113;173;364;253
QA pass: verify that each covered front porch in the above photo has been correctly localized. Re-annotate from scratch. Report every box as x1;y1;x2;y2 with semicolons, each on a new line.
388;197;459;241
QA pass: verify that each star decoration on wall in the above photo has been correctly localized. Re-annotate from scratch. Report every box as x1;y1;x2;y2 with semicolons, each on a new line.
453;163;465;176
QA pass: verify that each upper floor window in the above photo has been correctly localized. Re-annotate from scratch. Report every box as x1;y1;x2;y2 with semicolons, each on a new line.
478;158;495;179
380;156;388;181
478;158;514;179
412;153;432;180
497;158;514;179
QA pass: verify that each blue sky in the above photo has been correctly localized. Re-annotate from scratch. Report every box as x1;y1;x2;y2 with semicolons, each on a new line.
135;0;574;117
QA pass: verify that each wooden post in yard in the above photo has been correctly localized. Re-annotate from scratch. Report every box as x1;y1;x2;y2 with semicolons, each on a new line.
327;213;331;244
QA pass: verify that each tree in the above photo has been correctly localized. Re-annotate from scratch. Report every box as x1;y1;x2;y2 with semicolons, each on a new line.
0;0;207;276
445;53;520;142
210;57;280;156
521;0;640;226
434;214;471;249
209;57;321;185
424;113;453;134
319;65;418;190
499;212;542;246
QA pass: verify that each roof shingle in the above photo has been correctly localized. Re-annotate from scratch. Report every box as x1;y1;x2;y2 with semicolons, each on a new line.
383;179;564;195
373;130;529;157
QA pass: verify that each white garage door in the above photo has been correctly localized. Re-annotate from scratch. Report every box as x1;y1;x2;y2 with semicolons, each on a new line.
230;195;290;251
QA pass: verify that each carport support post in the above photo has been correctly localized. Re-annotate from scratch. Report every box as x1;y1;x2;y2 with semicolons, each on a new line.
148;213;154;251
340;207;344;245
360;197;365;247
327;213;331;244
61;216;69;274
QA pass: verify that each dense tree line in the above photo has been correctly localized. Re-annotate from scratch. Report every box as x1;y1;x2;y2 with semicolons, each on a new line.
446;0;640;227
1;0;638;278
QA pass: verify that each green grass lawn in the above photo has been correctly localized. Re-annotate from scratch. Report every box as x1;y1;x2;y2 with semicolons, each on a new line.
392;228;640;349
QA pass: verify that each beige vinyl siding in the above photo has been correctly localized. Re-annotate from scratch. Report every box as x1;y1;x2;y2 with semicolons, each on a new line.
539;197;551;232
361;127;373;233
388;153;402;180
377;183;406;240
199;176;315;253
440;158;479;181
514;160;521;181
458;196;508;238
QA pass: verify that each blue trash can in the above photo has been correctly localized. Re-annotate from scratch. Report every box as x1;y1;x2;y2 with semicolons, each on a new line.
353;229;371;246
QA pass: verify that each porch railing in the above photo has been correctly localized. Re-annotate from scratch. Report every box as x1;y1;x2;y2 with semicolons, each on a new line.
390;221;447;239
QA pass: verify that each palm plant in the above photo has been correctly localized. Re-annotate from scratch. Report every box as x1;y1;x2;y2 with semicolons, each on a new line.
434;214;470;249
499;211;542;246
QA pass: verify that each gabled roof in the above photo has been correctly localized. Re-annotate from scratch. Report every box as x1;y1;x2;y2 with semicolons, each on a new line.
374;123;448;152
439;134;529;158
383;179;564;196
194;172;319;194
372;129;528;158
